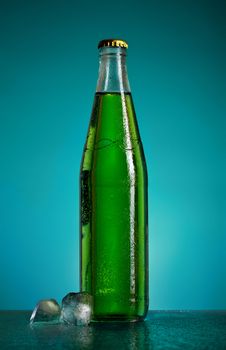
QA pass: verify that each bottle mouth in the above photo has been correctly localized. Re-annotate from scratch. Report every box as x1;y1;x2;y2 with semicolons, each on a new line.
99;46;127;56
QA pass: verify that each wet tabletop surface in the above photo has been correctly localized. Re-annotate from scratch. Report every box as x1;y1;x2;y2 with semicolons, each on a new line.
0;310;226;349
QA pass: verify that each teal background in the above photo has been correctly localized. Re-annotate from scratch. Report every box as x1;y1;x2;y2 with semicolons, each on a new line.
0;0;225;310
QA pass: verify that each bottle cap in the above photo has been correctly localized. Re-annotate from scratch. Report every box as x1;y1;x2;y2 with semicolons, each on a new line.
98;39;128;49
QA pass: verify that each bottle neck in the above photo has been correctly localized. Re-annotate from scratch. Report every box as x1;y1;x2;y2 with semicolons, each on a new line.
96;47;131;93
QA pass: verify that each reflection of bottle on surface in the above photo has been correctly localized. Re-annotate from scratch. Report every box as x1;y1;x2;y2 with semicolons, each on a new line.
80;39;148;322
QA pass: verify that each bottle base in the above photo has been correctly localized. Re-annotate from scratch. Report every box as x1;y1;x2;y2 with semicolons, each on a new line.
91;314;145;323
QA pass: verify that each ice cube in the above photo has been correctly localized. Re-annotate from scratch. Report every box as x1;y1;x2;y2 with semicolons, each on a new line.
61;292;93;326
30;299;61;324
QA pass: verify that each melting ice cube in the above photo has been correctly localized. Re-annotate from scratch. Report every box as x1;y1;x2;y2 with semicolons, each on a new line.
30;299;61;323
61;292;93;326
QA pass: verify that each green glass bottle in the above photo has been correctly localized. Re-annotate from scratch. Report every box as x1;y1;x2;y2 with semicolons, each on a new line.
80;39;148;322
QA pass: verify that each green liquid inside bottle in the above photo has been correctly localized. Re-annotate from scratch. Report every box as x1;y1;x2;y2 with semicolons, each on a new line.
80;92;148;321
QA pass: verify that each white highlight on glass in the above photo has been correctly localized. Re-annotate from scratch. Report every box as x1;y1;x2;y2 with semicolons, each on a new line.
118;56;136;296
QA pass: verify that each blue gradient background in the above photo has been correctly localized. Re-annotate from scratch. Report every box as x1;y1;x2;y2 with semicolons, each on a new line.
0;0;225;310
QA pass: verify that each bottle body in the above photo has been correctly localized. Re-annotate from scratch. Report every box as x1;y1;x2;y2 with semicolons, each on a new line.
80;42;148;321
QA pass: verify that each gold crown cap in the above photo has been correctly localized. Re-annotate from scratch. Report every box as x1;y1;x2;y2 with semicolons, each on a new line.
98;39;128;49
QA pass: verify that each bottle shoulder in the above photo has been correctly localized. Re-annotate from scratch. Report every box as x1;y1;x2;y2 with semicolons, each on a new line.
85;93;144;149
